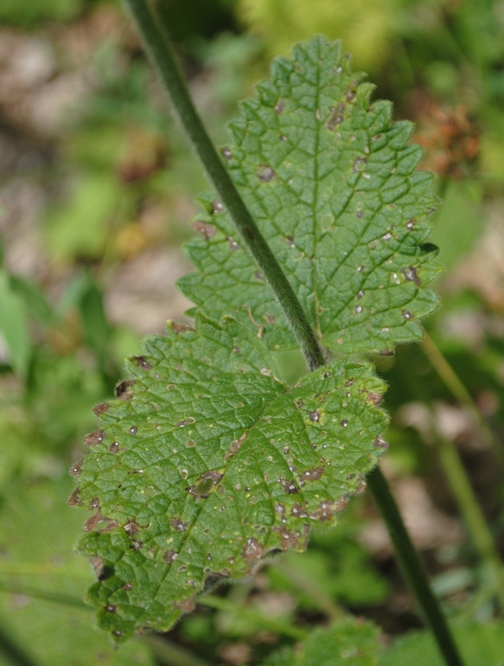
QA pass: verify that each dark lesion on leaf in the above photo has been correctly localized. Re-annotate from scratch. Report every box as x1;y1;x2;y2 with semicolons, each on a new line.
224;433;247;461
131;355;152;370
256;164;276;182
67;487;83;506
93;402;109;415
84;429;106;446
298;466;325;484
203;570;230;591
115;380;135;401
366;392;384;406
170;518;189;532
171;322;196;334
193;221;217;240
277;477;300;494
273;526;308;550
164;550;178;564
242;537;266;567
326;102;346;130
310;497;349;522
401;265;421;286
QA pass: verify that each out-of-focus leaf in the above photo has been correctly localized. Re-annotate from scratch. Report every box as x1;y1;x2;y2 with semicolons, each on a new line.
0;477;154;666
378;622;504;666
0;271;31;376
45;173;122;263
263;617;380;665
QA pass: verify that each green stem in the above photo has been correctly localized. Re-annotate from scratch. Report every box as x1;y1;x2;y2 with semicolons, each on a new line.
123;0;324;372
366;468;462;665
434;432;504;610
123;3;464;664
421;333;504;466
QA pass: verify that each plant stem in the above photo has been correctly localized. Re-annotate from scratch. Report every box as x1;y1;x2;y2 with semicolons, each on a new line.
123;3;464;664
434;431;504;610
123;0;324;372
421;333;504;466
366;467;463;666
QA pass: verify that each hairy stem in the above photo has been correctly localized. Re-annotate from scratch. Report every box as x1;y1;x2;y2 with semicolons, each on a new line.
123;2;464;664
366;467;463;666
123;0;324;371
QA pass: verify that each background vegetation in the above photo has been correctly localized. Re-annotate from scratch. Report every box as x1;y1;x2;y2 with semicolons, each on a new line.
0;0;503;664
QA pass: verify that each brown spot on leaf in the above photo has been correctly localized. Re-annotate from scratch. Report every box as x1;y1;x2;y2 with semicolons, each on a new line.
366;393;383;406
67;487;82;506
379;349;395;357
309;410;320;422
274;99;285;114
105;604;117;613
172;322;195;334
194;221;217;240
402;265;421;286
131;539;143;550
278;477;299;494
373;435;389;449
164;550;178;564
109;442;120;454
69;459;83;477
85;430;105;446
221;147;232;160
90;556;105;579
299;466;325;483
310;498;349;522
115;380;135;401
174;597;196;613
256;165;276;182
226;236;240;251
290;502;308;518
93;402;109;416
327;103;346;130
273;526;309;551
124;521;140;535
224;433;248;460
131;356;152;370
242;537;266;566
170;519;189;532
84;512;103;533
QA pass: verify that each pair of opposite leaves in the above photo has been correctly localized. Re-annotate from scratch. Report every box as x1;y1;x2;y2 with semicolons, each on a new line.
69;36;440;640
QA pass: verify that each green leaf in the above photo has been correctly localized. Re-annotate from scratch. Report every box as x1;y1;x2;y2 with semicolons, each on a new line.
0;477;154;666
178;36;441;356
0;270;31;376
73;313;388;639
263;617;380;665
378;622;504;666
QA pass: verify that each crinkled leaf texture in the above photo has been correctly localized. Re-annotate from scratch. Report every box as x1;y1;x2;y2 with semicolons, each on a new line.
73;314;387;639
263;617;380;665
178;36;441;355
